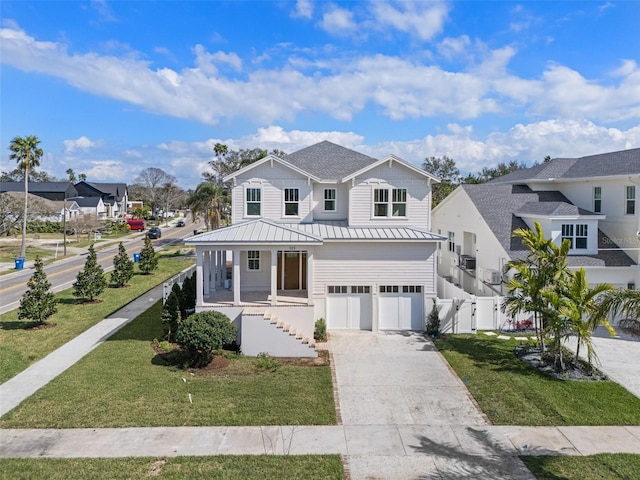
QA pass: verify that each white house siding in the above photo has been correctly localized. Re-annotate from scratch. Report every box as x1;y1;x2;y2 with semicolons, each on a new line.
349;162;431;227
432;188;510;296
231;162;312;224
239;250;272;291
312;183;349;221
312;241;437;297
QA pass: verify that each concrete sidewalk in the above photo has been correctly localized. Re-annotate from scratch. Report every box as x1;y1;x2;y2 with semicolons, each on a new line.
2;319;640;479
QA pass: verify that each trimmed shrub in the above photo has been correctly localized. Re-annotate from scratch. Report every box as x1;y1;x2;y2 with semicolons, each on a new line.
314;318;327;341
175;311;237;367
18;256;57;325
138;235;158;274
110;242;134;287
161;290;181;342
425;299;440;337
73;244;107;302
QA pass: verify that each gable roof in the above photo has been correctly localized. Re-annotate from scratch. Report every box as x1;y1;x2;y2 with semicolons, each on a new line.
74;196;102;208
87;182;127;201
223;154;322;183
490;148;640;184
341;154;440;183
284;141;379;181
515;201;596;217
461;184;634;267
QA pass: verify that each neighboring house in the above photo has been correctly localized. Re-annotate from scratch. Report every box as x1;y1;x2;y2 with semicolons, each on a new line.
432;148;639;298
73;196;106;219
185;141;443;357
74;181;128;219
0;181;78;201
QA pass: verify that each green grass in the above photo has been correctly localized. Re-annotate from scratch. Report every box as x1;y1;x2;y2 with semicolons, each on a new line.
433;334;640;425
0;300;336;427
0;258;193;384
522;454;640;479
0;244;55;263
0;455;344;480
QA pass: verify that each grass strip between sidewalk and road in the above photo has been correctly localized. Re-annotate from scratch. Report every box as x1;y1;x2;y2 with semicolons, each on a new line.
0;455;344;480
0;258;193;384
0;299;337;427
521;453;640;479
433;334;640;426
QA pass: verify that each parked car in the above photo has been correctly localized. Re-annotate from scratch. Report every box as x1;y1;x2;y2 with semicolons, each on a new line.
147;227;162;239
176;220;186;227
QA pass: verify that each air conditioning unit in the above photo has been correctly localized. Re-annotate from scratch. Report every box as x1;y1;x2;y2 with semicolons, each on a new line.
483;269;501;285
459;255;476;270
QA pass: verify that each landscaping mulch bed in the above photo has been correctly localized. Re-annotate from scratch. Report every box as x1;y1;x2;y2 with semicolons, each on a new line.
515;345;608;382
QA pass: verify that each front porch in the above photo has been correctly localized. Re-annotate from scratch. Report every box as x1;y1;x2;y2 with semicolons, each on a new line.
203;289;309;308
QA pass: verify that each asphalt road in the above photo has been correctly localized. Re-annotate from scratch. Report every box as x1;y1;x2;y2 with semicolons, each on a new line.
0;219;202;315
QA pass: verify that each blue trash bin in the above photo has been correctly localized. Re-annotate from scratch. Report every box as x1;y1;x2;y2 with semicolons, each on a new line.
14;257;25;270
133;253;140;263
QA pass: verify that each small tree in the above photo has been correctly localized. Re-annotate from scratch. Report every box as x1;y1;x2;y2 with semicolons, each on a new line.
175;311;237;367
161;290;181;342
138;235;158;274
110;242;134;287
425;299;441;337
73;244;107;302
18;256;57;325
179;272;196;318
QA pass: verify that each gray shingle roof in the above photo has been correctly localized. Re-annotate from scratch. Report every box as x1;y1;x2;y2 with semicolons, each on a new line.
516;201;594;217
284;141;378;180
490;148;640;184
88;182;127;201
462;184;635;267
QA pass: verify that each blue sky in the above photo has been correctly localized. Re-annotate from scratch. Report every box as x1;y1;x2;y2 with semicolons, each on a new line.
1;1;639;189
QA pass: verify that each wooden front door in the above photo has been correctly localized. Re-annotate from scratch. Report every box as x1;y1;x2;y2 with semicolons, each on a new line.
277;251;307;290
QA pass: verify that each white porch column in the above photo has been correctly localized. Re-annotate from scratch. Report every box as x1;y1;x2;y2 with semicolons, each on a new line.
232;248;241;305
222;251;227;288
307;249;314;306
196;247;204;307
216;250;222;287
203;251;210;293
270;249;278;306
211;250;218;292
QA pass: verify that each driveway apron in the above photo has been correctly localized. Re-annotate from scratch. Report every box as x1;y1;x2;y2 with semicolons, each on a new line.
329;330;535;480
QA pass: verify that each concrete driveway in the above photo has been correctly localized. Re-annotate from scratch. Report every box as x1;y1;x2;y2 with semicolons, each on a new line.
328;331;535;480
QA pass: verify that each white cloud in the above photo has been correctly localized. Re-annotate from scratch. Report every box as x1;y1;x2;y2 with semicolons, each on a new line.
89;0;117;22
319;6;356;35
291;0;313;19
437;35;471;60
63;136;98;153
371;1;449;41
2;24;639;131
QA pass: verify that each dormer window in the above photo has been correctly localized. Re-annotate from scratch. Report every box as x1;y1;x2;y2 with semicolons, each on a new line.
284;188;299;216
246;188;261;216
373;188;407;217
562;224;588;249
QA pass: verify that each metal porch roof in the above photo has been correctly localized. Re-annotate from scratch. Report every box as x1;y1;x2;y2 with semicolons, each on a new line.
185;219;323;245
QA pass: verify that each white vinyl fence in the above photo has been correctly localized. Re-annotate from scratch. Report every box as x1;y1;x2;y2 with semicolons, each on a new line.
436;275;533;334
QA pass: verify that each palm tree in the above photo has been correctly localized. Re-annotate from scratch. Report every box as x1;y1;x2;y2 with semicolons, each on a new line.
561;269;615;366
188;183;227;230
603;289;640;336
9;135;43;259
503;221;571;351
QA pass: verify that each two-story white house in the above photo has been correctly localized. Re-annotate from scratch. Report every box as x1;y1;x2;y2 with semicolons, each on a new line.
185;141;443;356
432;148;639;298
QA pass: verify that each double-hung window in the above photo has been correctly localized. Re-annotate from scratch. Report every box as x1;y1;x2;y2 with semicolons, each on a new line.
284;188;299;216
593;186;602;213
575;224;588;249
324;189;336;211
392;189;407;216
373;189;389;216
626;186;636;215
373;188;407;217
247;250;260;270
246;188;261;216
448;231;455;252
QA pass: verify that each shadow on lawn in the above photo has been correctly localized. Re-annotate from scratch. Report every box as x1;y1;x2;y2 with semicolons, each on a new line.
406;427;533;479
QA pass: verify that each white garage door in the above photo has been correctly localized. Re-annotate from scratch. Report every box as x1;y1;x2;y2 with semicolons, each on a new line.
326;286;372;330
379;285;424;330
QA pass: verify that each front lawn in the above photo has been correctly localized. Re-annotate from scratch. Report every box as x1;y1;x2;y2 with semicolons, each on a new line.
0;300;336;427
0;455;344;480
0;258;193;384
522;454;640;479
434;334;640;425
